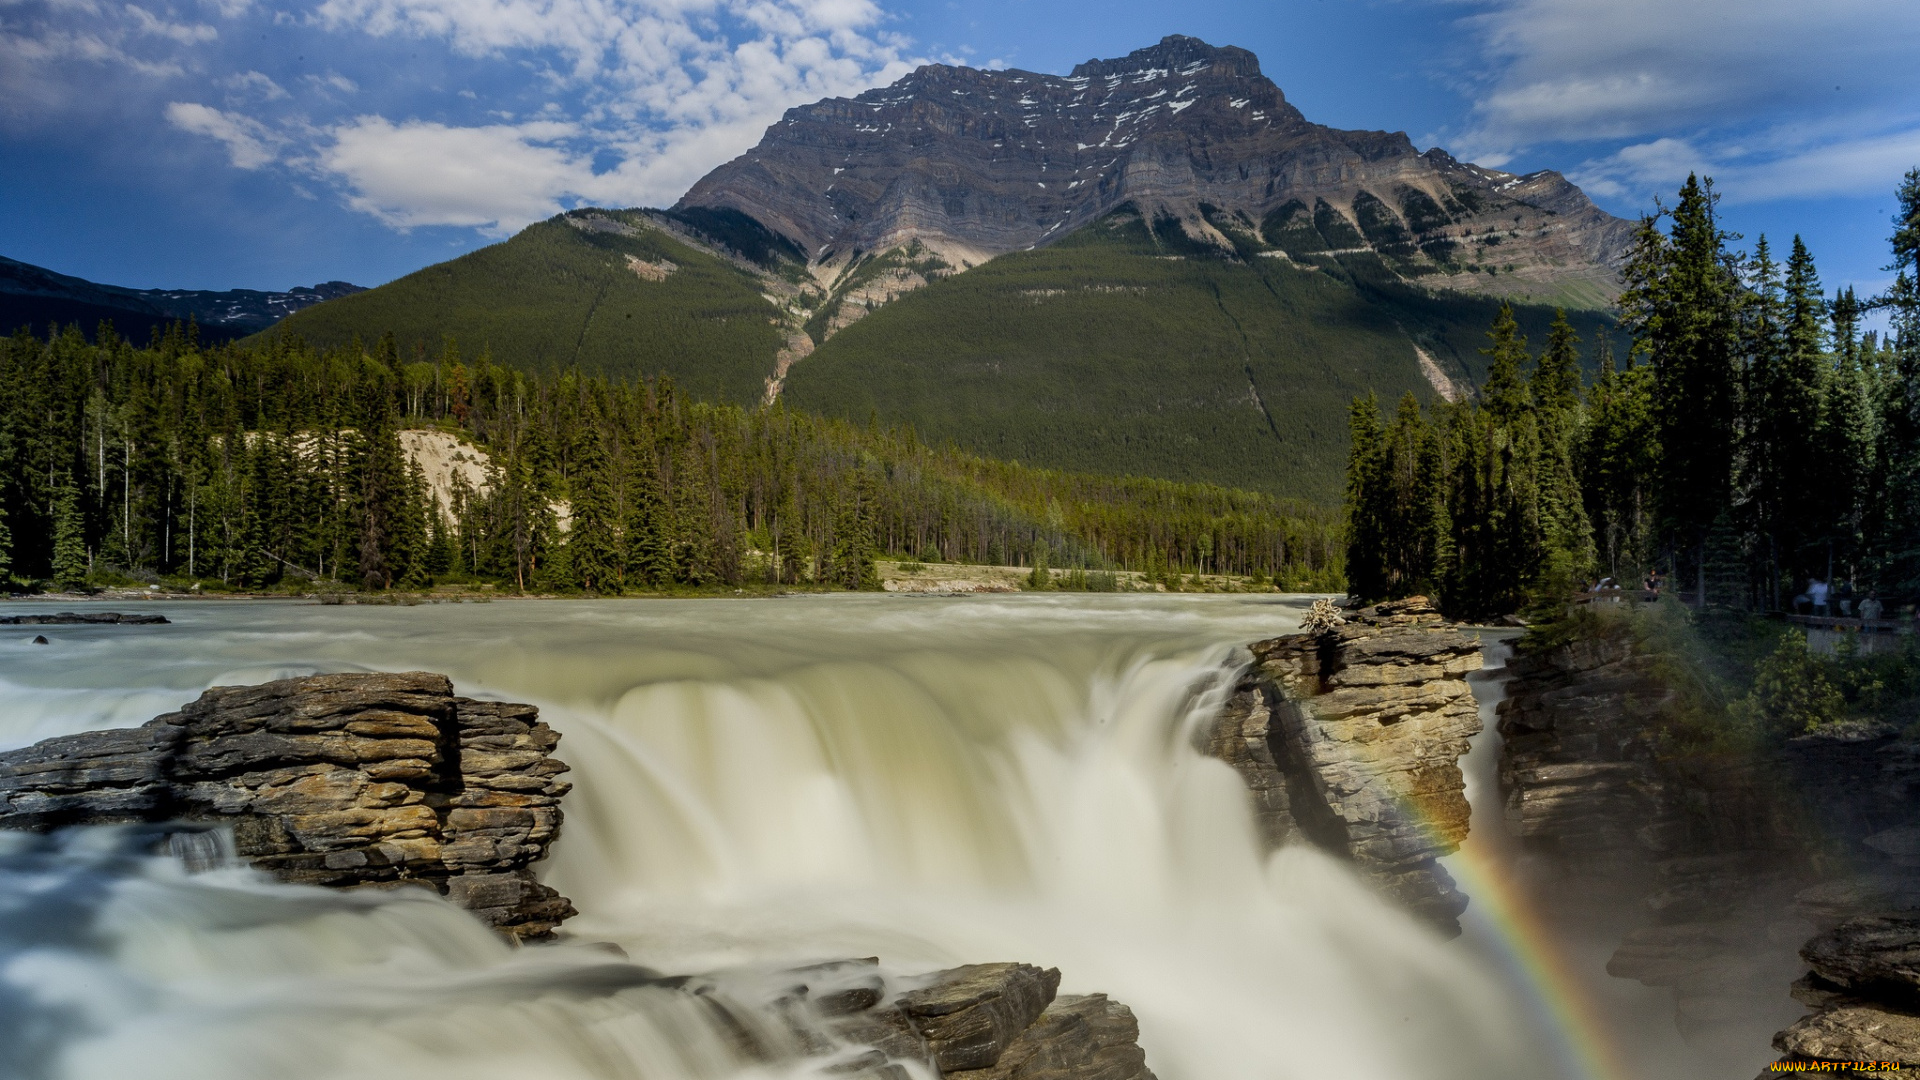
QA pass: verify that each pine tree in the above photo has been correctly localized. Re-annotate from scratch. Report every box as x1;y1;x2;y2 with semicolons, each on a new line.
1481;303;1533;421
0;501;10;585
357;422;407;590
1342;393;1389;600
51;473;87;591
566;427;620;594
1618;174;1741;596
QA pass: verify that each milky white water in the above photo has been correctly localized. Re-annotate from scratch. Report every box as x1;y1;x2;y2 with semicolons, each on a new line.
0;595;1635;1080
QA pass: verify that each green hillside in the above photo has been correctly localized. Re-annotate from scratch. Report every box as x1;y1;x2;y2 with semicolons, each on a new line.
783;208;1619;502
262;210;784;407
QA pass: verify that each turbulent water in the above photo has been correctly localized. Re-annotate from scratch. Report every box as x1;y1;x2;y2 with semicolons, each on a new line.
0;595;1735;1080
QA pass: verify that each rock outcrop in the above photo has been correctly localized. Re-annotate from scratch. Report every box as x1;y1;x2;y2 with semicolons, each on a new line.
1774;915;1920;1065
680;35;1634;303
1495;609;1920;1059
0;611;169;624
780;959;1155;1080
1203;596;1484;930
0;672;574;939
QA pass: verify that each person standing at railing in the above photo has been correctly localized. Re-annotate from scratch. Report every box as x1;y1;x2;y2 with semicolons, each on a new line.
1860;595;1884;621
1836;580;1856;617
1810;578;1830;617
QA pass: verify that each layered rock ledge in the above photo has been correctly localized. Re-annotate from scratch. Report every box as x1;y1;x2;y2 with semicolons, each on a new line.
1203;596;1484;930
0;672;574;939
774;959;1156;1080
1;611;169;625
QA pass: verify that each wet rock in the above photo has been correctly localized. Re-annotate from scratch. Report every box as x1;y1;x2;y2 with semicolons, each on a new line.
898;963;1063;1072
1773;1005;1920;1065
30;635;47;644
0;611;168;625
0;672;574;939
786;958;1154;1080
946;995;1155;1080
1802;916;1920;1006
1204;596;1483;931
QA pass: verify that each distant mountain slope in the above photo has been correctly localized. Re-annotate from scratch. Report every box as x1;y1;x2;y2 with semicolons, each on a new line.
266;211;799;406
259;35;1637;502
680;34;1635;311
784;206;1619;502
0;255;361;342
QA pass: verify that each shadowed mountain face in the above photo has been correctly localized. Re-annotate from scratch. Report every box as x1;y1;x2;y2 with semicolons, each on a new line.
0;255;362;342
678;35;1635;309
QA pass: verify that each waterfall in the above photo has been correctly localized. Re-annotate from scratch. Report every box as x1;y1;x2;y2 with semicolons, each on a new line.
0;596;1557;1079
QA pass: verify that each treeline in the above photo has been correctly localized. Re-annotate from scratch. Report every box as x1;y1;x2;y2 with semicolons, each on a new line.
0;326;1343;593
1346;170;1920;619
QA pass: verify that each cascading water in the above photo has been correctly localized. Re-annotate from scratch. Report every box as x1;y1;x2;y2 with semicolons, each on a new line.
0;595;1644;1079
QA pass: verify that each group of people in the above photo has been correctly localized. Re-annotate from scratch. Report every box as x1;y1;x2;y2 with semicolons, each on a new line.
1582;572;1665;600
1796;578;1888;620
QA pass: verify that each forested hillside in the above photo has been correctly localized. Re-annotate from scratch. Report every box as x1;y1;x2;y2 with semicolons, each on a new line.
0;325;1343;595
1346;172;1920;619
786;206;1622;502
265;211;790;407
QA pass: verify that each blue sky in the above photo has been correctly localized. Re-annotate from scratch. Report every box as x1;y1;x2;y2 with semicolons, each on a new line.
4;0;1918;310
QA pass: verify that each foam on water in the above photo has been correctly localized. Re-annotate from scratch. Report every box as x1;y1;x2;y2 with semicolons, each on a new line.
0;596;1586;1079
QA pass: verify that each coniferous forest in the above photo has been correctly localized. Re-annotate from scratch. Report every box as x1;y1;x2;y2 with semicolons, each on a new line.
1345;171;1920;621
0;326;1343;595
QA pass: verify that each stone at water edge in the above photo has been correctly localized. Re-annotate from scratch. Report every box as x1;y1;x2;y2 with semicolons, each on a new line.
0;671;574;940
1202;595;1484;932
785;958;1156;1080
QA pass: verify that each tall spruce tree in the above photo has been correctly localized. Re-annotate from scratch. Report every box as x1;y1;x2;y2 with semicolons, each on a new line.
1619;174;1741;600
51;473;87;591
566;427;620;594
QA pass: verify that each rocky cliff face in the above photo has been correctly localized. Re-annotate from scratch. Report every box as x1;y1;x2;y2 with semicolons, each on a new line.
1497;616;1920;1062
679;35;1634;308
1203;596;1484;930
0;672;574;939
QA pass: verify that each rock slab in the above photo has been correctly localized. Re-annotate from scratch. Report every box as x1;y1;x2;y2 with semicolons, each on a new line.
786;959;1155;1080
1203;596;1483;930
0;672;574;939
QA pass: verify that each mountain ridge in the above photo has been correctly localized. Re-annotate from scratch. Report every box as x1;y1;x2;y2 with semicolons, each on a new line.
0;255;362;342
678;35;1634;313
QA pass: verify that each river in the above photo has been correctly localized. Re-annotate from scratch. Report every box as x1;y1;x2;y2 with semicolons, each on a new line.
0;595;1755;1079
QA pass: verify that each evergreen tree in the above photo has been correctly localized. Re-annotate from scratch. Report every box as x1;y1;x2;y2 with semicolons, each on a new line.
1618;175;1741;598
1481;303;1533;421
1579;338;1658;581
1342;394;1389;600
358;422;407;589
0;501;11;585
51;473;87;591
566;427;620;594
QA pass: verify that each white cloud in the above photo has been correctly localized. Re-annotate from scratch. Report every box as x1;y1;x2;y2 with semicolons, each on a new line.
122;3;215;44
320;116;592;232
1451;0;1920;150
1572;125;1920;206
165;100;278;166
268;0;916;229
223;68;285;99
1438;0;1920;206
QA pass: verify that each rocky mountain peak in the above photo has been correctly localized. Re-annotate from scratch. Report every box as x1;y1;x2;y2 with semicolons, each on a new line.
676;36;1636;319
1068;34;1266;83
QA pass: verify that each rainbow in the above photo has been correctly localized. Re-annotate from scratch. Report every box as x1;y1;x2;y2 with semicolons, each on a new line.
1441;838;1637;1080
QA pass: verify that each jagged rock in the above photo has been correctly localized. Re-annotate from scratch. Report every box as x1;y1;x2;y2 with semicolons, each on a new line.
898;963;1063;1072
946;996;1155;1080
0;672;574;939
1802;917;1920;1006
681;37;1633;302
784;959;1155;1080
1774;1006;1920;1065
1202;596;1482;931
0;611;169;624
